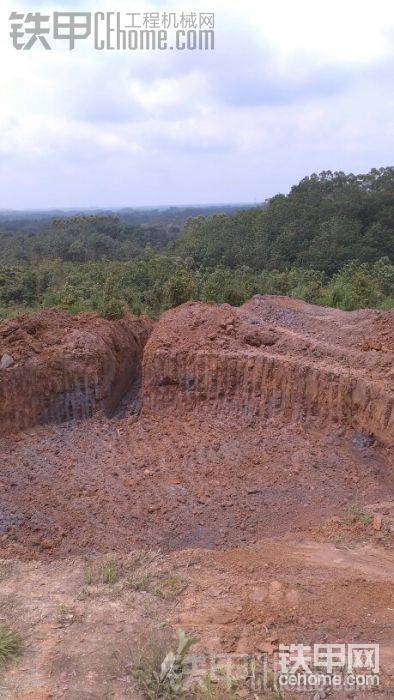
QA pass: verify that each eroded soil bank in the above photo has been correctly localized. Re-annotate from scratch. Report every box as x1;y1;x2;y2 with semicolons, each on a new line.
0;310;152;433
143;296;393;446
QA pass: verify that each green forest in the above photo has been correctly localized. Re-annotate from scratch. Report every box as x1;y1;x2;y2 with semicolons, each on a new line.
0;167;393;320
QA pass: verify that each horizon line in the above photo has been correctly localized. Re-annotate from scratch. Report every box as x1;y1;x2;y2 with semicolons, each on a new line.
0;201;264;214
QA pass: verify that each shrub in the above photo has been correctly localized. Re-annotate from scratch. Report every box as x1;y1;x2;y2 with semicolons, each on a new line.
0;625;22;668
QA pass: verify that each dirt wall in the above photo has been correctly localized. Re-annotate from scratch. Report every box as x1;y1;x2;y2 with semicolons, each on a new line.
0;310;153;433
142;298;393;446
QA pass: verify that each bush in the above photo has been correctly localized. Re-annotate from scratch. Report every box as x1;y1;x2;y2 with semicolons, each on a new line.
98;297;128;320
0;625;22;668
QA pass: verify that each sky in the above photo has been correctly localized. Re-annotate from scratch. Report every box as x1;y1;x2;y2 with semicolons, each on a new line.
0;0;393;209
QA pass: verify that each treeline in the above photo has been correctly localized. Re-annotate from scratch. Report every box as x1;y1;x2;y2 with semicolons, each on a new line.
1;254;392;320
0;204;251;263
0;167;392;319
178;168;394;274
0;215;180;263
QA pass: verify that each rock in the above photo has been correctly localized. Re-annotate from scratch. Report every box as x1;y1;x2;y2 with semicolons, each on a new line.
257;642;276;655
361;339;383;351
259;330;278;346
243;332;261;347
0;353;14;369
267;634;279;644
352;431;374;448
243;330;278;347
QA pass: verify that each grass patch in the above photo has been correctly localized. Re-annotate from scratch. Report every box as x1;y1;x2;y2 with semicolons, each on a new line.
342;505;373;526
128;571;187;600
85;568;94;585
84;558;119;586
100;560;119;585
0;625;22;668
55;603;82;625
76;587;91;601
132;628;198;699
131;626;253;698
153;574;187;600
129;572;153;593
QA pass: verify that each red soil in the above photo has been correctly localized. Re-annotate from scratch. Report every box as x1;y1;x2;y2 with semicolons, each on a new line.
0;297;393;697
143;297;393;446
0;309;152;433
0;296;392;559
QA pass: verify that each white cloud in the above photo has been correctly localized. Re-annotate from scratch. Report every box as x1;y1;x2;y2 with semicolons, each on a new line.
0;0;393;207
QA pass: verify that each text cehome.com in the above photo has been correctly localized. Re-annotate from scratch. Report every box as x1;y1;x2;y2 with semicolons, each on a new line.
95;26;214;51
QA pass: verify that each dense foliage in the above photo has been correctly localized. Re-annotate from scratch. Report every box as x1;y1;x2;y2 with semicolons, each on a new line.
0;204;249;263
0;168;392;319
0;215;179;264
178;168;394;273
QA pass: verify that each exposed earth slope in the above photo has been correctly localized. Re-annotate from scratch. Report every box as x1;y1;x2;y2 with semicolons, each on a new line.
0;297;393;698
0;310;152;433
143;297;393;445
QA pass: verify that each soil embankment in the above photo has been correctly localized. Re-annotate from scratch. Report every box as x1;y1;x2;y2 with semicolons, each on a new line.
0;309;153;433
143;296;393;446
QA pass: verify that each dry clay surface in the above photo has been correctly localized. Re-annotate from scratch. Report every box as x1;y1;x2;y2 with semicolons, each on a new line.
0;540;393;699
0;296;393;697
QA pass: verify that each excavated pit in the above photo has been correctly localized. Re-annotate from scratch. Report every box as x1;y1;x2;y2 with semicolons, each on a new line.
0;296;392;559
0;298;393;697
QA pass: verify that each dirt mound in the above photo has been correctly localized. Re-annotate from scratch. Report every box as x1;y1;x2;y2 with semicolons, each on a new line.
143;296;394;446
0;309;153;433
